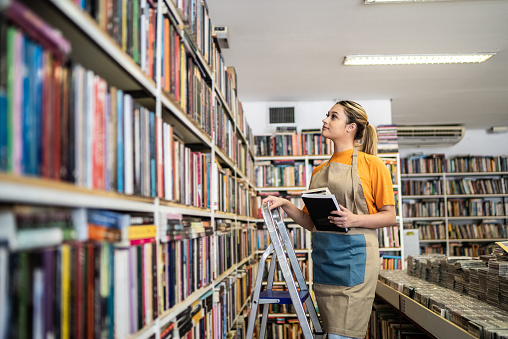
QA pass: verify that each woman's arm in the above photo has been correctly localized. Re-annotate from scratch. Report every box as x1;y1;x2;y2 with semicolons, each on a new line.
261;196;315;231
329;204;396;230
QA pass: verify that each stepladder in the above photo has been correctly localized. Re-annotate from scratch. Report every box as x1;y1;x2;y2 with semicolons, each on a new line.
246;202;324;339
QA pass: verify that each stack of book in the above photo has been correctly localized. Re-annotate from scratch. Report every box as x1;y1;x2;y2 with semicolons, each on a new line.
376;125;399;154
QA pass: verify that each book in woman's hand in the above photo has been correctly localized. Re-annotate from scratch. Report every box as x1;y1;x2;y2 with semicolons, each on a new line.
302;188;348;233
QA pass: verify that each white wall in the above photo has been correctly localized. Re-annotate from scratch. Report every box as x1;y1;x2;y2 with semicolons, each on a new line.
243;99;392;135
243;100;508;157
399;129;508;157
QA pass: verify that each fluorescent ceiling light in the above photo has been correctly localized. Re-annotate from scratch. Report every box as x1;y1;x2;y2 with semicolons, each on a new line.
365;0;470;3
343;54;494;66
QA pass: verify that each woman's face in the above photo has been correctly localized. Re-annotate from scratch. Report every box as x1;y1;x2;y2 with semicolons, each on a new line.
322;104;354;140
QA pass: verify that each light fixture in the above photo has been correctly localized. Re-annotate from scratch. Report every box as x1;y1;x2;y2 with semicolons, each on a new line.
343;54;494;66
487;126;508;134
365;0;471;3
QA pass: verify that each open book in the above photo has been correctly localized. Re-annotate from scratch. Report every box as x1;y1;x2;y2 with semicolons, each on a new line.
302;187;348;233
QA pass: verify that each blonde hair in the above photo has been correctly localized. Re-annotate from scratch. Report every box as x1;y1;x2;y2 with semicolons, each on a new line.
336;100;378;155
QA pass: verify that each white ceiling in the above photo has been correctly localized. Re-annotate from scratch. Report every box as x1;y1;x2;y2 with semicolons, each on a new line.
206;0;508;129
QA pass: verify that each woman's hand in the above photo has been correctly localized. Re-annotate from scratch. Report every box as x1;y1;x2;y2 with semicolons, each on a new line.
329;204;358;229
261;196;289;210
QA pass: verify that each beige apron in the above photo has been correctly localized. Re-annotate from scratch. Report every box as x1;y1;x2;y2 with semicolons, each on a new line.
309;149;379;338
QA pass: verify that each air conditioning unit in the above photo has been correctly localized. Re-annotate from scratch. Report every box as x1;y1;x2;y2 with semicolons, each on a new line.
397;125;465;147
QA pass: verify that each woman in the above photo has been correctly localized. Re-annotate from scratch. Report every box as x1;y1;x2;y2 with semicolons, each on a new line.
263;100;396;339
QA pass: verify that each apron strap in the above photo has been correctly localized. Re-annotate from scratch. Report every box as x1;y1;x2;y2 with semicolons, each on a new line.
350;149;360;214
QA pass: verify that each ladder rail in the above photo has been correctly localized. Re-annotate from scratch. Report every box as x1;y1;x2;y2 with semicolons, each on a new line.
271;207;309;291
246;243;274;339
271;208;323;334
246;202;324;339
261;203;315;339
259;253;277;339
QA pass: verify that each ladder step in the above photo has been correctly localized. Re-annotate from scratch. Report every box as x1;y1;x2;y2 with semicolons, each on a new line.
259;290;309;304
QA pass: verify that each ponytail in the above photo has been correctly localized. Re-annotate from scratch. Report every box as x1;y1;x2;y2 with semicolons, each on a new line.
360;123;378;156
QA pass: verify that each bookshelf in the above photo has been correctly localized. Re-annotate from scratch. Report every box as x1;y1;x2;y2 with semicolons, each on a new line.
0;0;257;338
401;154;508;256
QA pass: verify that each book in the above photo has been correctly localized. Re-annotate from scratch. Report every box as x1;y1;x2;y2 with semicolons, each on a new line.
301;188;347;233
302;187;332;195
497;241;508;253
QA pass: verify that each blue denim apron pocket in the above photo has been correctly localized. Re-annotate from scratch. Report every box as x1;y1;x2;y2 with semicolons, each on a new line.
312;232;367;287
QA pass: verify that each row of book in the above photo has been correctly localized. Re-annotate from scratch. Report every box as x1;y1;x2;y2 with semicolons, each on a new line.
75;0;242;124
75;0;157;80
236;141;254;183
405;220;508;241
214;219;256;277
265;296;308;315
380;255;403;270
0;1;255;199
447;199;508;217
421;244;446;254
403;177;508;197
235;100;254;151
402;199;445;218
0;204;261;339
264;317;306;339
262;254;310;282
214;266;256;339
377;225;400;248
0;29;249;211
401;179;444;196
376;125;399;154
448;222;508;240
214;100;236;162
162;9;251;165
447;177;508;195
404;221;447;241
254;191;305;219
159;229;214;311
159;260;256;339
448;243;499;257
171;0;213;65
253;131;334;157
368;298;427;339
403;198;508;218
381;158;398;185
255;223;310;251
402;153;508;174
1;206;162;339
165;1;250;147
420;243;502;256
254;160;307;188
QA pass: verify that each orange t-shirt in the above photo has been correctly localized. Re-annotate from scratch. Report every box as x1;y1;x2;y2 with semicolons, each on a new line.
302;149;395;215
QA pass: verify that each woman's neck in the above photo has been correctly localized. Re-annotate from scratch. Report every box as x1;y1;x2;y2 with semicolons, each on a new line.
333;141;355;153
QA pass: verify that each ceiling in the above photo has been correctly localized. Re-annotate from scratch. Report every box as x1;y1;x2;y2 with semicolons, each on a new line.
206;0;508;129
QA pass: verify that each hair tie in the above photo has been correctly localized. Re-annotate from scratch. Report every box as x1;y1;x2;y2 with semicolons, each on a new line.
366;121;369;126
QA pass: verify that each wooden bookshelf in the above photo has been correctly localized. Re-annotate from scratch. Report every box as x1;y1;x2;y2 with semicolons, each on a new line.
401;155;508;255
0;0;257;337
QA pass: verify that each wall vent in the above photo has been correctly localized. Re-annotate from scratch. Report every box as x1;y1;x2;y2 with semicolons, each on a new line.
269;107;295;124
